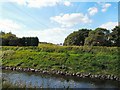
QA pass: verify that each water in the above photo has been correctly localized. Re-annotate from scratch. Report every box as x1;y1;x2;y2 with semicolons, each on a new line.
2;70;120;88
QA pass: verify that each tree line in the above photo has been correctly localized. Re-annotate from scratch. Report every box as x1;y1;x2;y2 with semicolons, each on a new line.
0;26;119;47
0;32;39;46
64;26;120;47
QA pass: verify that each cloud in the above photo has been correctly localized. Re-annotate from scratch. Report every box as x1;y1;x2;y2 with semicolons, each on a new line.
50;13;92;27
0;19;73;44
101;3;111;12
27;0;60;8
7;0;71;8
63;1;71;6
14;28;74;44
88;7;98;16
32;28;74;44
99;22;118;30
0;19;22;32
9;0;27;5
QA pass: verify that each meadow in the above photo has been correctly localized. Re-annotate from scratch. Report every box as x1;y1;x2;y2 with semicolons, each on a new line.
1;44;120;77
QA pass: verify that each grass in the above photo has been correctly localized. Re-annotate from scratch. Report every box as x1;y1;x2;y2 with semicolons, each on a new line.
1;44;120;77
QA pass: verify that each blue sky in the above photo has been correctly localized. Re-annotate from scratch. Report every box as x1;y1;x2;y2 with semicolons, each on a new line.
0;0;118;44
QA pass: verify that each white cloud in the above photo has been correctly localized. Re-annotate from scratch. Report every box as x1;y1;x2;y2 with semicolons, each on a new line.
101;3;111;12
50;13;92;27
9;0;27;5
63;1;71;6
99;22;118;30
6;0;71;8
34;28;74;44
0;19;73;44
0;19;22;32
88;7;98;16
27;0;60;8
15;28;74;44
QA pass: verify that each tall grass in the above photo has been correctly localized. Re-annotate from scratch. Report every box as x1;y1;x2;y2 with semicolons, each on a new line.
1;44;120;77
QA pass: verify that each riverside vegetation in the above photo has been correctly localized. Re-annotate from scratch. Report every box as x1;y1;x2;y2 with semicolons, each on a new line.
1;26;120;84
1;44;120;80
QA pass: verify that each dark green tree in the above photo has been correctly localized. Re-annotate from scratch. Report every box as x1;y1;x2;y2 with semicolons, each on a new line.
84;28;110;46
0;31;39;46
0;32;18;46
19;37;39;46
109;26;120;46
63;29;91;46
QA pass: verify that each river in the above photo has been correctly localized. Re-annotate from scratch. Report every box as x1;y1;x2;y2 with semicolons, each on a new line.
2;70;120;89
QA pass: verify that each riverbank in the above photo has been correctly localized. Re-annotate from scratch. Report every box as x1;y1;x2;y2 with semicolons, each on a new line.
1;66;120;82
1;45;120;81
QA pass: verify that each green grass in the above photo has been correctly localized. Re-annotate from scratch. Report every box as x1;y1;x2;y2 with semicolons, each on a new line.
1;44;120;77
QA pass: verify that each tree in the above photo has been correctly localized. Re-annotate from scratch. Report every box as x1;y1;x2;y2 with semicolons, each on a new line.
0;32;18;46
0;31;5;36
0;31;39;46
18;37;39;46
63;29;91;46
109;26;120;46
9;38;19;46
84;28;110;46
31;37;39;46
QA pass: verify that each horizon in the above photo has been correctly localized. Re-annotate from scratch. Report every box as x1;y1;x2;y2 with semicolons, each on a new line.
0;1;118;44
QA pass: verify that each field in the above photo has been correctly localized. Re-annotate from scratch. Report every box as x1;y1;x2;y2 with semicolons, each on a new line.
1;44;120;77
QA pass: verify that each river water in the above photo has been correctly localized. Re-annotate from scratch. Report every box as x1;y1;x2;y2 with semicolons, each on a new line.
2;70;120;89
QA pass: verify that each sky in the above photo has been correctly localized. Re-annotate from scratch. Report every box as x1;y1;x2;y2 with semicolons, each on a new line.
0;0;118;44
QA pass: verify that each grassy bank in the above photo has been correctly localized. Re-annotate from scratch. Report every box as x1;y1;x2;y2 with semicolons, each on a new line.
1;44;120;77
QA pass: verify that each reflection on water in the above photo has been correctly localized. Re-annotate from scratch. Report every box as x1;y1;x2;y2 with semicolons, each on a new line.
2;70;120;88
